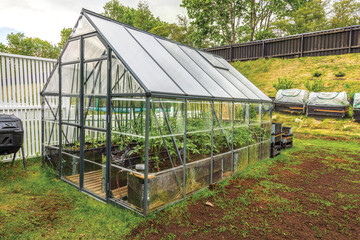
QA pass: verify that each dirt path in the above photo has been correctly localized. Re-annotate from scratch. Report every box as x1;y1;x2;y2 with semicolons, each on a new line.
128;140;360;239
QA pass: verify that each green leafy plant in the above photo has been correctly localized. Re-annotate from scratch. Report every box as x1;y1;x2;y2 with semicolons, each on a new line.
312;70;322;77
334;71;345;77
304;78;325;92
272;77;294;91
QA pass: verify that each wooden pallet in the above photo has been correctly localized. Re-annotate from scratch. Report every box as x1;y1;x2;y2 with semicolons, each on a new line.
65;170;127;199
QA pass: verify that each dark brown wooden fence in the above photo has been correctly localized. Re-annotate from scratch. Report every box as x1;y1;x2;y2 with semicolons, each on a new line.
204;25;360;61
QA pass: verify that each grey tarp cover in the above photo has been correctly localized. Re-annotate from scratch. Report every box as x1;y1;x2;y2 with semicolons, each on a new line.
81;10;271;102
354;93;360;109
308;91;349;106
274;89;309;104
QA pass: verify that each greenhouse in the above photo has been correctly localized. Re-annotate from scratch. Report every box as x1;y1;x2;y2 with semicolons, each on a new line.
41;9;272;216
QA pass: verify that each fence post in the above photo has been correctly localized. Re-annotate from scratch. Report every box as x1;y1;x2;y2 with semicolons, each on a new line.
300;34;304;57
262;41;265;58
348;28;352;53
229;44;233;62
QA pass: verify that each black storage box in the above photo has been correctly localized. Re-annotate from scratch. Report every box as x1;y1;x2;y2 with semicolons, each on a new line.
354;109;360;122
0;114;24;155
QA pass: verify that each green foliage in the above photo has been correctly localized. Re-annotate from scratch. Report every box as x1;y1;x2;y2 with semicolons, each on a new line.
335;71;346;77
312;70;322;77
272;77;294;91
330;0;360;28
274;0;328;35
304;78;325;92
103;0;164;32
4;33;60;58
0;42;6;53
58;28;72;50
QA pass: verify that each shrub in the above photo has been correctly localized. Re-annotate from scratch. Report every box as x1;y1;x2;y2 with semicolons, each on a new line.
273;77;294;91
335;71;345;77
304;78;325;92
312;70;322;77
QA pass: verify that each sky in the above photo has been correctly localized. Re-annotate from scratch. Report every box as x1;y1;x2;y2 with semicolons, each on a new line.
0;0;185;45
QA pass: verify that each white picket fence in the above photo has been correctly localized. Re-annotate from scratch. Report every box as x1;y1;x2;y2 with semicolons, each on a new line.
0;52;56;162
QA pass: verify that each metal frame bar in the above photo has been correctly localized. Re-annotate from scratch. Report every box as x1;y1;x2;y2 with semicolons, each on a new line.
143;97;150;215
106;47;112;200
79;36;85;189
58;60;62;178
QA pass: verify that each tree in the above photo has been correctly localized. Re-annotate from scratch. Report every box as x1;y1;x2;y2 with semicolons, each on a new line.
245;0;286;41
149;15;196;46
329;0;360;28
59;28;72;50
181;0;248;47
274;0;328;35
0;43;6;53
5;33;60;58
103;0;164;32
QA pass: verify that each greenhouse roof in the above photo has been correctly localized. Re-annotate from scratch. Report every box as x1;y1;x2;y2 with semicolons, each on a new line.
67;9;271;102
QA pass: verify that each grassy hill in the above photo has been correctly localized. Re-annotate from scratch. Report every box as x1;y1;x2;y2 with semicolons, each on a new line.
233;53;360;97
233;53;360;140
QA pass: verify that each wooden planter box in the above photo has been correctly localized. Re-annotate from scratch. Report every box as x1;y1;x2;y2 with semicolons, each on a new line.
274;102;305;114
307;105;349;118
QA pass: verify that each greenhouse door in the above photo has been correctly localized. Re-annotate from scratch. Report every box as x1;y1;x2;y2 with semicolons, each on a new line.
58;33;111;200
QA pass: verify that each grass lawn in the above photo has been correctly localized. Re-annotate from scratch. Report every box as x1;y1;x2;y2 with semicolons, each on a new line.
1;134;359;239
233;53;360;97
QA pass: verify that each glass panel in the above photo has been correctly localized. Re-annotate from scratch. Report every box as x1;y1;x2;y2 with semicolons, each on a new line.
110;132;145;213
83;130;107;198
86;14;183;95
111;56;145;94
180;45;248;99
198;51;228;69
147;135;184;212
84;96;107;129
216;68;260;100
261;140;271;160
234;102;248;126
43;121;59;171
234;147;248;173
84;36;107;60
61;64;80;95
128;29;210;97
43;65;59;94
158;39;231;98
217;57;271;101
61;125;81;186
84;60;107;96
61;40;80;63
72;15;96;37
111;98;146;137
149;167;183;212
185;156;211;195
44;144;59;172
43;96;59;121
150;98;185;138
187;100;212;133
261;103;272;141
213;101;233;182
249;143;261;165
61;97;80;125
